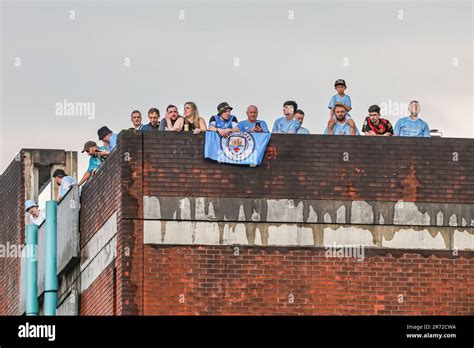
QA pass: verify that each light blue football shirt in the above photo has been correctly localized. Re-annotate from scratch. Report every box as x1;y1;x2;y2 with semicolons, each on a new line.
393;117;430;137
272;117;301;134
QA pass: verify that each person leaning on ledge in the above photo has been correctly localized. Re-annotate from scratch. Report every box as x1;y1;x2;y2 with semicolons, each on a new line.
180;101;207;134
25;200;45;226
52;169;76;201
362;105;393;136
97;126;118;153
78;141;108;186
208;102;239;137
159;104;184;131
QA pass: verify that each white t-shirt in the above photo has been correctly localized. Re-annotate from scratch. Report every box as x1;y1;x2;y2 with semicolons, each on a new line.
30;209;45;226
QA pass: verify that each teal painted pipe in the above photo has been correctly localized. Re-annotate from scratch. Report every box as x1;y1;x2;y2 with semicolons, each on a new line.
44;200;58;315
25;224;38;316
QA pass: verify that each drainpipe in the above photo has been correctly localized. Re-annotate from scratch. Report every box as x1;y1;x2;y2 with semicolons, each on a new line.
25;224;39;316
44;200;58;315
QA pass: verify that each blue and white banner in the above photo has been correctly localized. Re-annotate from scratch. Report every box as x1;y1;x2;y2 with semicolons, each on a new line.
204;131;271;166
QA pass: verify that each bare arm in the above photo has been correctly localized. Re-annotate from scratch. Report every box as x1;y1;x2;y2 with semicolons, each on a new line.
193;118;208;134
78;171;91;186
327;119;335;135
172;118;184;131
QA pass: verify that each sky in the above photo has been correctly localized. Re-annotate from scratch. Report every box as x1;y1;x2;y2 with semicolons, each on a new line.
1;0;473;178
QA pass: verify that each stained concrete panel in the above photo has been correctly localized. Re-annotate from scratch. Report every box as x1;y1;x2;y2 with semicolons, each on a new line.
144;196;474;228
143;220;474;251
57;185;80;275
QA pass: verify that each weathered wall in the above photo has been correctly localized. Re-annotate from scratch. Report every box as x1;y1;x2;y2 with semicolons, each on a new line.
0;153;24;315
141;246;473;315
2;132;473;316
124;131;473;315
76;144;123;315
142;133;474;203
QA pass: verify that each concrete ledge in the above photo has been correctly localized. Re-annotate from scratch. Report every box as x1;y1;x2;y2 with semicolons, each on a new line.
144;196;474;227
143;220;474;251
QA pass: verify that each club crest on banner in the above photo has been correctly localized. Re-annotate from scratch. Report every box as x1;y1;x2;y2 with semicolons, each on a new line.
220;132;255;161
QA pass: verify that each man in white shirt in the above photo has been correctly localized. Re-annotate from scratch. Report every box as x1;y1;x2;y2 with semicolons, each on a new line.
25;200;45;226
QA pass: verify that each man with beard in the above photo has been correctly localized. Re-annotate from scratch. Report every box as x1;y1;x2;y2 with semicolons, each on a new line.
159;104;184;131
324;104;360;135
362;105;393;136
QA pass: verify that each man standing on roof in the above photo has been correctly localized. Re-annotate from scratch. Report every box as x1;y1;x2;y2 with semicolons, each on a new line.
52;169;76;200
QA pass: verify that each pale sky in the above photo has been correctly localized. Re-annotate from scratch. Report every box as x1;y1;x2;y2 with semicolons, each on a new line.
1;0;473;177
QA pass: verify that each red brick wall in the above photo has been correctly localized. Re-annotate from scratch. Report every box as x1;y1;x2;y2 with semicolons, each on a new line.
78;142;122;315
142;132;474;204
134;133;474;315
79;131;143;315
4;132;472;316
141;246;473;315
121;132;473;315
0;153;24;315
80;263;116;315
118;132;143;315
80;145;122;248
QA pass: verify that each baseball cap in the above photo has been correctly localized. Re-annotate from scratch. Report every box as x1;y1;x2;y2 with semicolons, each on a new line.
82;141;97;153
334;79;347;87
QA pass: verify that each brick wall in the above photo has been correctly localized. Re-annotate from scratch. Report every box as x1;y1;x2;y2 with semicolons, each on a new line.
2;131;473;315
0;153;24;315
80;263;116;315
125;132;472;315
78;140;122;315
78;131;143;315
141;246;473;315
80;145;122;248
142;132;474;204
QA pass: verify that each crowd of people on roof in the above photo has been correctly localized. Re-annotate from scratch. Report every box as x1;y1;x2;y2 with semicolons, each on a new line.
25;78;431;225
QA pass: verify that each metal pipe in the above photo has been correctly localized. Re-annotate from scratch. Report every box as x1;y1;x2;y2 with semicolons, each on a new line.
25;224;39;316
44;200;58;315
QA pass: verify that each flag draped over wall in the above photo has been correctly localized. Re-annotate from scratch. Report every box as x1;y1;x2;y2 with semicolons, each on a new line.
204;131;271;166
